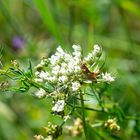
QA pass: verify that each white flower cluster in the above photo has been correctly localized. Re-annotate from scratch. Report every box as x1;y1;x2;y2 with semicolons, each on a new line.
35;88;46;98
84;44;101;63
102;72;115;83
52;100;65;113
35;45;82;92
34;44;115;113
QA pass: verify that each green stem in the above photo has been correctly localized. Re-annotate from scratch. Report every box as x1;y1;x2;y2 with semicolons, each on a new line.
90;84;104;111
67;103;107;113
80;91;88;140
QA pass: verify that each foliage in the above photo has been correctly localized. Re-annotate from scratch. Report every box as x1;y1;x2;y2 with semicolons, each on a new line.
0;0;140;140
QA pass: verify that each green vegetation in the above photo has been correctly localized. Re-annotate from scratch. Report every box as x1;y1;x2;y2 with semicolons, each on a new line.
0;0;140;140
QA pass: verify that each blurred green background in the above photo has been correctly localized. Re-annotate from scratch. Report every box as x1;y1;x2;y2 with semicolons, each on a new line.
0;0;140;139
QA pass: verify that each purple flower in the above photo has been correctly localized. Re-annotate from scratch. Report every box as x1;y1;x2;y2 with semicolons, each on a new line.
12;36;24;49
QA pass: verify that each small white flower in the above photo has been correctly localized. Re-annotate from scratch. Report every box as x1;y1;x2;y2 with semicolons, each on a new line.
64;54;72;62
52;100;65;112
52;65;60;75
58;76;68;83
67;62;74;72
61;62;67;68
73;51;81;58
47;76;57;82
71;81;81;91
35;88;46;98
56;46;64;54
73;57;81;65
72;45;82;59
49;55;59;65
72;44;81;52
55;47;65;59
102;72;115;83
94;44;101;52
74;65;81;73
93;44;101;56
84;53;93;62
39;71;50;80
59;67;68;75
35;71;40;76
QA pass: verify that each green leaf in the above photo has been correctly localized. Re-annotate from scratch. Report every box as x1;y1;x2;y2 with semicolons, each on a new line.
19;87;29;92
22;80;30;88
28;60;33;76
9;68;23;75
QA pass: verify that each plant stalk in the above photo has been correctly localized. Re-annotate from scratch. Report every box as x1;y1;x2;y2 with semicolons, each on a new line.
80;92;88;140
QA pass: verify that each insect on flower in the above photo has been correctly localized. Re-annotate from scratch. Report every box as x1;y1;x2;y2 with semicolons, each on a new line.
81;63;100;81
